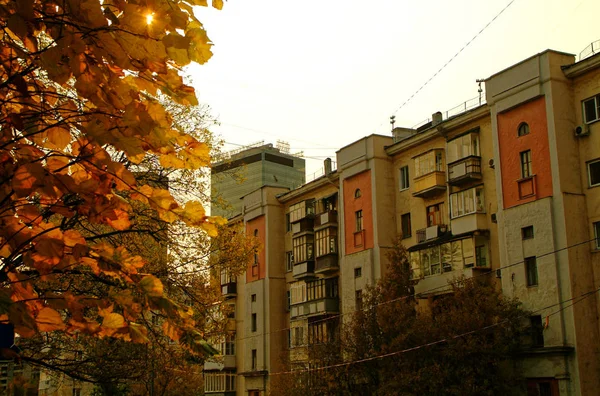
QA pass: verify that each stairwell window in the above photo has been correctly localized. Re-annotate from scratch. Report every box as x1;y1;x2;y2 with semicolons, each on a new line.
355;210;363;232
588;159;600;187
401;213;411;238
399;166;410;190
525;256;538;287
594;221;600;250
583;94;600;124
520;150;532;178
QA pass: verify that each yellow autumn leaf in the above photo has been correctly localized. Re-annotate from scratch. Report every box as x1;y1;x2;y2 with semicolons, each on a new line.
159;153;186;169
106;209;131;231
186;27;213;65
162;320;181;342
46;126;72;149
163;33;191;66
202;222;218;237
129;322;149;343
140;275;164;297
36;307;66;332
179;200;206;226
212;0;224;10
102;312;126;329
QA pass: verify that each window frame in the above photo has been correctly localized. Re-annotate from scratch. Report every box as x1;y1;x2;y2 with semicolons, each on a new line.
520;150;533;178
355;290;363;311
355;210;363;232
525;256;538;287
285;251;294;272
594;221;600;250
354;267;362;278
426;203;443;227
522;226;534;240
315;227;337;257
401;213;411;239
251;313;257;332
446;132;480;164
449;186;485;219
588;159;600;187
414;149;445;178
399;165;410;191
517;122;530;137
583;94;600;124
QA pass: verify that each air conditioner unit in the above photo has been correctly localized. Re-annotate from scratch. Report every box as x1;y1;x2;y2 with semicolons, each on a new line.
574;125;590;137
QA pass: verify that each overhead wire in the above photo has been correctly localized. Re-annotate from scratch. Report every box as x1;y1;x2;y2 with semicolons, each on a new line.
225;236;599;344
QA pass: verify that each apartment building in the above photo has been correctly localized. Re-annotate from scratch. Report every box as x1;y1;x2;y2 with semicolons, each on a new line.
205;43;600;396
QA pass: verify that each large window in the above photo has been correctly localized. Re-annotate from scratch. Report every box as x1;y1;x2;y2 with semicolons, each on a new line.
414;150;444;178
290;282;307;305
355;210;363;232
426;203;443;227
450;187;485;219
401;213;411;238
447;133;480;164
594;221;600;250
291;325;304;348
219;333;235;356
583;94;600;124
292;235;314;263
520;150;532;178
525;256;538;287
288;200;315;223
588;159;600;187
204;372;236;393
399;166;410;190
315;227;337;257
409;238;481;278
308;321;337;345
306;278;338;301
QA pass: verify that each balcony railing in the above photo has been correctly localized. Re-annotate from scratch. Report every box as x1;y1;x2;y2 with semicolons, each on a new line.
221;282;237;298
290;297;339;319
293;261;315;279
292;217;314;234
416;224;448;243
315;253;339;273
314;210;338;227
447;156;482;185
413;171;446;198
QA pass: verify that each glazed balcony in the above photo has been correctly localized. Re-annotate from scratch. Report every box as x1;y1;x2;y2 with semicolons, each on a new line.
293;261;315;279
416;224;448;243
314;210;338;227
203;355;236;371
315;253;339;274
450;213;488;235
291;217;314;234
221;282;237;299
412;171;446;198
413;266;491;296
290;297;339;319
447;156;482;185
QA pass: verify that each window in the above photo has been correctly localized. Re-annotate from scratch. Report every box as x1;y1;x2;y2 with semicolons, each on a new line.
518;122;530;136
251;313;257;332
285;251;294;272
588;159;600;187
520;150;532;178
355;290;363;311
401;213;411;238
292;235;314;263
205;372;237;393
354;267;362;278
475;245;487;267
288;200;315;223
450;187;484;219
315;227;337;257
220;333;235;355
529;315;544;347
286;213;291;232
409;238;480;278
251;294;256;303
583;94;600;124
253;229;259;266
354;188;361;198
527;379;559;396
251;349;257;370
290;282;306;305
522;226;534;240
525;256;538;286
399;166;410;190
414;149;444;178
308;321;337;345
426;203;443;227
249;391;260;396
73;389;81;396
446;133;480;164
306;278;338;301
286;291;291;311
594;221;600;249
355;210;363;232
292;325;304;347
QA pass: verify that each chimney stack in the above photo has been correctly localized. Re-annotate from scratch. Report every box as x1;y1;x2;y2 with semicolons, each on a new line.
324;158;332;176
432;111;443;126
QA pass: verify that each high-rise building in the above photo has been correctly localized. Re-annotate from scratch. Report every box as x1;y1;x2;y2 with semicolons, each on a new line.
211;143;305;218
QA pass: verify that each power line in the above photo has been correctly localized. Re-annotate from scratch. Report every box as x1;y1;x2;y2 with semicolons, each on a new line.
225;236;599;344
268;283;600;376
377;0;517;132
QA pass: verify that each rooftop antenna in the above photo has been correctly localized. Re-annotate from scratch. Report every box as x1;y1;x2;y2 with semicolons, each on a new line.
390;115;396;131
476;79;484;105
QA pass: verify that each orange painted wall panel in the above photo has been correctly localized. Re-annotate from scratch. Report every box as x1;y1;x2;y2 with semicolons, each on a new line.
343;170;374;255
497;97;553;209
246;215;266;282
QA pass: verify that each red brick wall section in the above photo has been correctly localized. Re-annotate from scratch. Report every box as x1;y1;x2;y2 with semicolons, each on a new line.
246;215;266;282
497;97;553;209
343;170;374;255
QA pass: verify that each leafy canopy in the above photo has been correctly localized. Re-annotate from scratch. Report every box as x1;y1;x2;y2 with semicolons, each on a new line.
0;0;227;353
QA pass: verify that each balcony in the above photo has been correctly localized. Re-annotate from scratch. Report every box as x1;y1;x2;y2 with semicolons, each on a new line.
314;210;338;228
315;254;339;273
518;175;536;199
413;171;446;198
416;224;448;243
413;266;491;296
293;261;315;279
450;213;488;235
221;282;237;299
292;217;314;234
447;156;482;185
290;297;339;319
204;355;236;371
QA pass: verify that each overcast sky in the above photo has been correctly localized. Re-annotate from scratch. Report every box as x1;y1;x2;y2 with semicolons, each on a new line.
188;0;600;178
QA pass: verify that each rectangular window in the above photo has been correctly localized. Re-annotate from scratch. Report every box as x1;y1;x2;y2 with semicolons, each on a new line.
475;245;487;267
290;282;307;305
450;187;485;219
288;200;315;223
522;226;534;240
220;333;235;356
251;294;256;302
520;150;532;178
525;256;538;287
414;150;444;178
251;349;257;370
583;94;600;124
315;227;337;257
285;251;294;272
291;325;304;347
526;379;558;396
354;267;362;278
446;133;480;164
306;278;338;301
286;213;291;232
355;210;363;232
594;221;600;249
588;159;600;187
292;235;314;263
355;290;363;311
399;166;410;190
251;313;257;332
426;203;443;227
401;213;411;238
529;315;544;348
286;291;291;311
